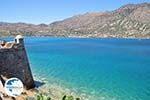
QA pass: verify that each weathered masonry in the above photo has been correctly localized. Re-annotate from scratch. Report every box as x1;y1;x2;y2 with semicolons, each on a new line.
0;35;35;89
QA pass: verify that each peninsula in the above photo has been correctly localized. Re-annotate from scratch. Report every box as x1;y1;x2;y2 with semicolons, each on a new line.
0;3;150;38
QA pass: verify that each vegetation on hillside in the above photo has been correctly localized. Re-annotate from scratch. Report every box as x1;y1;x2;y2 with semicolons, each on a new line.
0;3;150;38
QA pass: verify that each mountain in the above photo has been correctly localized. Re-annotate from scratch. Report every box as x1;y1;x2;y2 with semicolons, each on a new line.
0;3;150;38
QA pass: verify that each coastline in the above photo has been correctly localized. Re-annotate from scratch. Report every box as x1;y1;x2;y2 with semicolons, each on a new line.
1;35;150;39
31;75;93;100
1;36;150;100
1;79;91;100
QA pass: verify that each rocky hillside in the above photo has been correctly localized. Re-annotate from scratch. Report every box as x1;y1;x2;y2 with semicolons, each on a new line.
0;3;150;38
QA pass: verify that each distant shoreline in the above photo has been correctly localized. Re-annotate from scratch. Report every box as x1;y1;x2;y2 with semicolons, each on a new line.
0;3;150;39
0;35;150;39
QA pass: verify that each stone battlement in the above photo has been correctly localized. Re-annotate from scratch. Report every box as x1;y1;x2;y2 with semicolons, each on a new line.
0;35;35;89
0;35;24;49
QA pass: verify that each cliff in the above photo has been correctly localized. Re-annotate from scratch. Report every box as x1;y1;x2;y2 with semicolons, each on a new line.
0;35;35;89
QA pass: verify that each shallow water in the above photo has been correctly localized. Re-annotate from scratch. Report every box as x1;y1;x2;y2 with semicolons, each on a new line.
2;37;150;100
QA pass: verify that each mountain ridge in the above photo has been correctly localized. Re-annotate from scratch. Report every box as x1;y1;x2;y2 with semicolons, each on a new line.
0;3;150;38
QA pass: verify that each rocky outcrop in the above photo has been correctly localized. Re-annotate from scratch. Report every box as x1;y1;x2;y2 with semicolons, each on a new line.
0;35;35;89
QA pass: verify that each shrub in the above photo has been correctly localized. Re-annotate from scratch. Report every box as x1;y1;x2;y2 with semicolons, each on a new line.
62;95;80;100
36;94;51;100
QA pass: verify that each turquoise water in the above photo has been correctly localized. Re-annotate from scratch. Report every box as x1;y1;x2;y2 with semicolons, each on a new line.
3;37;150;100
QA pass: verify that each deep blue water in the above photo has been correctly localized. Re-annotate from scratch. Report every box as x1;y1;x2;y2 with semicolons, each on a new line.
2;37;150;100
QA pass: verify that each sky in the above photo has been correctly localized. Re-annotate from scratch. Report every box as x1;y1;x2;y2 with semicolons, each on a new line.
0;0;149;24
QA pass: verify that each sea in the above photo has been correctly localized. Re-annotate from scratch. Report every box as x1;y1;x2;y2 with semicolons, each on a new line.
2;37;150;100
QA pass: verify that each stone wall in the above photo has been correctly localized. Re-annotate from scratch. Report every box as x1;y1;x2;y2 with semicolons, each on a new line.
0;36;35;89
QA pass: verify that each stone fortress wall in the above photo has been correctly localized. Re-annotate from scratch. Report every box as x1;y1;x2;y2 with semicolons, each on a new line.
0;35;35;89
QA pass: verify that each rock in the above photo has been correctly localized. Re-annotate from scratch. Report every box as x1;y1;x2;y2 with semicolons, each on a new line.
0;79;4;94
